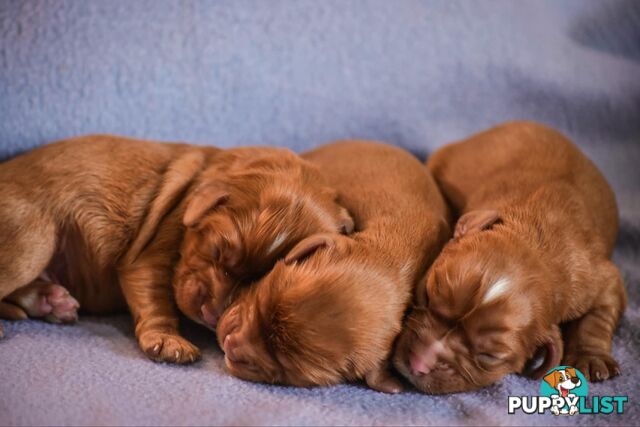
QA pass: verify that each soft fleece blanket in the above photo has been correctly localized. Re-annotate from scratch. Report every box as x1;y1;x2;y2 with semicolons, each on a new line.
0;1;638;425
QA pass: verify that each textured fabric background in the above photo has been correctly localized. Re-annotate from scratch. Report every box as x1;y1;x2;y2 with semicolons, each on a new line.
0;0;638;425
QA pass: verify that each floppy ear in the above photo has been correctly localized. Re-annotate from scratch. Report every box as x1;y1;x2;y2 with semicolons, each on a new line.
125;150;205;264
566;367;577;378
183;183;230;227
284;234;337;264
525;324;563;380
454;209;500;238
321;186;354;235
543;371;561;389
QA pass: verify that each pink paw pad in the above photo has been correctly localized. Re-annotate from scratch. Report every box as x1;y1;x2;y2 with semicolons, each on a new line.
39;284;80;323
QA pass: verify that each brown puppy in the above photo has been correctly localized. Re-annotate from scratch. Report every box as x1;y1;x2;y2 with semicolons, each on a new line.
0;135;353;363
173;147;353;330
393;121;627;394
216;141;450;392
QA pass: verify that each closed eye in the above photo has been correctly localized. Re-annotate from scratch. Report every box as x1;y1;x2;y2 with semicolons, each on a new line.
476;352;505;368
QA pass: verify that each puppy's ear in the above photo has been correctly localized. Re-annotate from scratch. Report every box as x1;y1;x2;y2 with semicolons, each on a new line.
525;324;563;380
338;208;355;234
284;234;336;264
183;183;230;227
321;186;354;235
454;209;500;238
543;370;561;390
414;273;429;307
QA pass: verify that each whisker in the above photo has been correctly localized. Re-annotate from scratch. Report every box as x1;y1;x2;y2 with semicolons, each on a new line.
459;362;480;386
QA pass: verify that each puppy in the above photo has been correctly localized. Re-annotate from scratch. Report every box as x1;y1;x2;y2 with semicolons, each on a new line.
216;141;450;392
0;135;353;364
543;367;581;415
172;146;353;330
393;121;627;394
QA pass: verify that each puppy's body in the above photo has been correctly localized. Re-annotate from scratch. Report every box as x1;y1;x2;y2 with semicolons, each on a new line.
217;141;450;391
394;121;626;393
0;135;353;362
0;136;199;312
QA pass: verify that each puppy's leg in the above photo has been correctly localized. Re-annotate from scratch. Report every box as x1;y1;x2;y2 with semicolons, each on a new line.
563;261;626;381
4;279;79;323
0;199;57;336
120;263;200;364
119;227;200;365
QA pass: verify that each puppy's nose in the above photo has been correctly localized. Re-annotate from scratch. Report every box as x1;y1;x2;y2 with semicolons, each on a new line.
409;352;431;376
571;377;580;385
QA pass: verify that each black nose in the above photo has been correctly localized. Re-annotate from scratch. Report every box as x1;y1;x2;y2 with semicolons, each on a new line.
571;377;579;384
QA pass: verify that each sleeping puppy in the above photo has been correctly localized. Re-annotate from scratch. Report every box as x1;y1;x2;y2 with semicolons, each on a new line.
215;141;450;392
393;121;627;394
172;147;353;330
0;135;353;364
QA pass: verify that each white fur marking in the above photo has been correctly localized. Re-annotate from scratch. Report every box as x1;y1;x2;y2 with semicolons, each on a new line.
267;231;289;255
483;277;511;303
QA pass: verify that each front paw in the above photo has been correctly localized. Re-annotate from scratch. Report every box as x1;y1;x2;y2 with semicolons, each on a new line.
365;367;404;394
139;331;201;364
564;352;620;381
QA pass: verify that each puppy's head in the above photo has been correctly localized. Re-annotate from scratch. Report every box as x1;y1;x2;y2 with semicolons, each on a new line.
394;210;562;394
173;148;354;330
543;368;581;391
216;234;400;386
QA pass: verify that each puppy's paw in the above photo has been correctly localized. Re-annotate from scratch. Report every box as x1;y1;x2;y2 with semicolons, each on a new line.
6;282;79;323
365;367;404;394
139;331;201;364
564;353;620;381
41;284;80;324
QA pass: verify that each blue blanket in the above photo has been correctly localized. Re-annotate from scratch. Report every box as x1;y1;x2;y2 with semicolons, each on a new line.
1;1;638;425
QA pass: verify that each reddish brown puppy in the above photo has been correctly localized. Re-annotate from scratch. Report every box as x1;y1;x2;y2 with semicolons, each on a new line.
216;141;450;392
173;147;353;330
0;135;352;364
393;121;627;394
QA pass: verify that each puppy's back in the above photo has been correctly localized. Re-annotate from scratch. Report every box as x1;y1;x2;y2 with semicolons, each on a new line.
304;140;448;229
0;135;198;187
427;121;618;251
